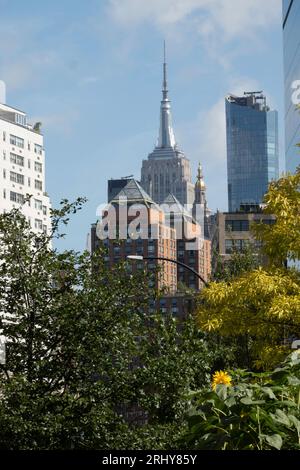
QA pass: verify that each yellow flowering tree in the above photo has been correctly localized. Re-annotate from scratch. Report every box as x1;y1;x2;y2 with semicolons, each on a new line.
197;167;300;369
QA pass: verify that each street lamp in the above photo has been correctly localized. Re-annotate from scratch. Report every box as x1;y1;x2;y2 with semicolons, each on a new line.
127;255;208;287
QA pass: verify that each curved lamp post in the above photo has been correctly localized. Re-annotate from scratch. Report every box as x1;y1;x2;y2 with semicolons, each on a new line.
127;255;208;287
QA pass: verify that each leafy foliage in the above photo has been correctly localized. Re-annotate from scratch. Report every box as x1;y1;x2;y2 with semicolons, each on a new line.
0;201;218;449
252;168;300;266
213;243;260;282
181;352;300;450
197;169;300;368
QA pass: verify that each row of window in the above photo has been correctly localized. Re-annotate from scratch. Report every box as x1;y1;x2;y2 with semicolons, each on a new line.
225;239;250;254
5;151;43;172
225;218;275;232
3;190;47;214
226;220;250;232
34;219;47;232
3;170;43;190
2;132;43;154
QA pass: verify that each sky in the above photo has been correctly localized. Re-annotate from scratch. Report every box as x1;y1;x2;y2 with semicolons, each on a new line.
0;0;284;252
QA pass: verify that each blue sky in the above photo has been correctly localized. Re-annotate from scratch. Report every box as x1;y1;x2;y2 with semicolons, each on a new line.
0;0;284;251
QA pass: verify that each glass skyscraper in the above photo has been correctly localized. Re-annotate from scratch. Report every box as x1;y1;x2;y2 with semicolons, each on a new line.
283;0;300;173
225;93;279;212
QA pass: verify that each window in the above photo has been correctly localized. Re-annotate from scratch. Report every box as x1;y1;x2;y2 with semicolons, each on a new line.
226;220;249;232
35;219;43;230
43;225;47;234
10;152;24;166
3;169;6;179
34;144;42;155
34;161;42;173
10;191;24;204
35;180;42;191
28;177;31;187
3;150;6;160
10;135;24;148
10;171;24;185
3;189;6;199
28;142;31;151
34;199;42;211
42;205;47;215
28;159;31;169
262;219;276;226
3;131;6;142
15;113;26;126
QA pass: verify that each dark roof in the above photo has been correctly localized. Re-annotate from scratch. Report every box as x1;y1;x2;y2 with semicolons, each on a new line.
111;179;158;208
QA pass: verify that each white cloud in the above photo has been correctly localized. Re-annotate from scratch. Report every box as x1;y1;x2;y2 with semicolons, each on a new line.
109;0;281;39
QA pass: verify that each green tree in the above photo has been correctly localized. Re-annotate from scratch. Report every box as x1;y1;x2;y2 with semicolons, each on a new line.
213;243;260;282
197;168;300;369
0;201;217;449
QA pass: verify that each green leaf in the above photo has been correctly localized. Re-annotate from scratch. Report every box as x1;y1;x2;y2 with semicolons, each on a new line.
289;415;300;433
273;409;291;427
240;398;265;405
261;387;276;399
265;434;283;450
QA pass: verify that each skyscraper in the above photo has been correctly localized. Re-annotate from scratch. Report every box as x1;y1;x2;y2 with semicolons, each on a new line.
283;0;300;173
0;97;51;233
141;47;195;207
225;92;279;212
91;178;177;293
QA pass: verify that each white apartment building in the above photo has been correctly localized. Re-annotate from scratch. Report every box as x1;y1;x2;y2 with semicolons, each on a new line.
0;101;51;234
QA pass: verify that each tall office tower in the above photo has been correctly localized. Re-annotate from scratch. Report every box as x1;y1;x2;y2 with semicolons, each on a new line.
141;50;195;207
283;0;300;173
0;98;51;233
225;92;279;212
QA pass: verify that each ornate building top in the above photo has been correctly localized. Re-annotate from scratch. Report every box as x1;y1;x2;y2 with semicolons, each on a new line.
196;163;206;191
141;45;195;206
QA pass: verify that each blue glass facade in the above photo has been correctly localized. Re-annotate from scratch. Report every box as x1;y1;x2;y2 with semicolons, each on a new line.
226;94;279;212
283;0;300;173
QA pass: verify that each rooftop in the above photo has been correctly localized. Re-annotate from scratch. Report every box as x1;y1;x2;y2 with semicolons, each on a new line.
226;92;270;112
0;102;39;132
111;179;160;208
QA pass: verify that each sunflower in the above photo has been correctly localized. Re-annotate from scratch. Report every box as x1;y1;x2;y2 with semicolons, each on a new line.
212;371;232;390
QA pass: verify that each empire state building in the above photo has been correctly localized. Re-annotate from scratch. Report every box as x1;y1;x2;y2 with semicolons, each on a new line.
140;48;195;208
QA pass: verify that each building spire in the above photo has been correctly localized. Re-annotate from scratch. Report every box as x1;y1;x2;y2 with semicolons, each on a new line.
196;163;205;187
157;41;176;149
163;40;168;100
195;162;206;204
